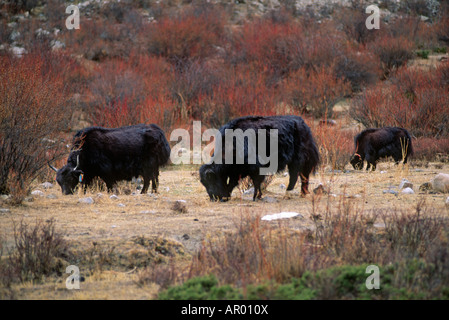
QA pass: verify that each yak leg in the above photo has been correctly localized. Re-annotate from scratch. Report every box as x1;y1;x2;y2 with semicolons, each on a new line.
251;175;265;201
141;177;150;194
151;170;159;193
300;172;310;196
286;167;299;191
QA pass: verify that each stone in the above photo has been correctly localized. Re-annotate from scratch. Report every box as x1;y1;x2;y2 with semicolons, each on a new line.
79;197;94;204
110;194;119;200
172;200;187;213
40;182;54;189
31;190;44;197
401;187;415;194
261;212;303;221
431;173;449;193
399;179;413;190
383;190;398;196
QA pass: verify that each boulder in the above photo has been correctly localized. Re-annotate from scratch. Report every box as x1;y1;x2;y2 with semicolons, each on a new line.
431;173;449;193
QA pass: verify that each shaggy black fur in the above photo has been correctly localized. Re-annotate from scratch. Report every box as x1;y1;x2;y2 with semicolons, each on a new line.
52;124;170;195
199;115;320;201
350;127;413;171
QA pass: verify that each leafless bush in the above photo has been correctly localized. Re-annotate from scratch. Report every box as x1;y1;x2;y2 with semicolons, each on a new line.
6;218;68;283
0;54;70;202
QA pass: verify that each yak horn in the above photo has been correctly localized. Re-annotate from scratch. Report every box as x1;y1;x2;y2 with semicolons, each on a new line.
48;163;58;172
73;155;80;171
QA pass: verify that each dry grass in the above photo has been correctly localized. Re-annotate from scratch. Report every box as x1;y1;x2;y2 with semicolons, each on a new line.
1;159;448;299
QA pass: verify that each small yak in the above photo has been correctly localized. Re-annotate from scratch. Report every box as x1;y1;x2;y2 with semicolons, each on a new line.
350;127;413;171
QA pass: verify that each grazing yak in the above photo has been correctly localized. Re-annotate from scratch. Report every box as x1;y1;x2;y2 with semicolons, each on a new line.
350;127;413;171
49;124;170;195
199;115;320;201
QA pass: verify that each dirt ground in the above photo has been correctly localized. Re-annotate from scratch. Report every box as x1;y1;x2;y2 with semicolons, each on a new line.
1;160;448;299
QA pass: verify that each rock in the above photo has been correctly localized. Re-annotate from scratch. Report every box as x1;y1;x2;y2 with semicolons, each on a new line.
51;40;65;50
11;46;26;57
279;183;286;189
31;190;44;197
244;187;255;195
0;208;10;214
140;210;155;214
401;187;415;194
445;197;449;207
40;182;54;189
118;203;125;207
399;179;413;190
419;182;432;192
0;195;10;201
79;197;94;204
46;194;58;199
262;196;278;203
172;200;187;213
383;190;398;196
110;195;119;200
261;212;303;221
431;173;449;193
313;184;327;195
182;234;190;240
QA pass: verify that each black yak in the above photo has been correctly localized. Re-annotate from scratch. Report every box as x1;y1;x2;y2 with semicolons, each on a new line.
49;124;170;195
350;127;413;171
199;115;320;201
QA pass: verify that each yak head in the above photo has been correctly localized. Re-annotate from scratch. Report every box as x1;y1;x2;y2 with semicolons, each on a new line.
199;164;231;202
49;155;83;195
350;153;364;170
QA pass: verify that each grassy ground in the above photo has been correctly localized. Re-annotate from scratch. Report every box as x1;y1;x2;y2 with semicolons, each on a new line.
1;160;448;299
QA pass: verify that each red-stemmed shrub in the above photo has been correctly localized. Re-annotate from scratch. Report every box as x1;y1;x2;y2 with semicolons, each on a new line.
0;54;70;202
284;67;351;118
350;64;449;138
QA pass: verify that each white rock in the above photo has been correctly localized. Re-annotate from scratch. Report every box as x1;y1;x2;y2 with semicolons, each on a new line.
118;203;125;207
40;182;54;189
140;210;156;214
261;212;303;221
110;194;119;200
401;187;415;194
31;190;44;197
79;197;94;204
445;197;449;206
431;173;449;193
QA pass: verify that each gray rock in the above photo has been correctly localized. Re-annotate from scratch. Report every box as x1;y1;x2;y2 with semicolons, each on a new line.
51;40;65;50
383;190;398;196
445;197;449;207
110;194;119;200
118;203;125;207
279;184;286;189
262;196;278;203
79;197;94;204
46;194;58;199
0;208;10;214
